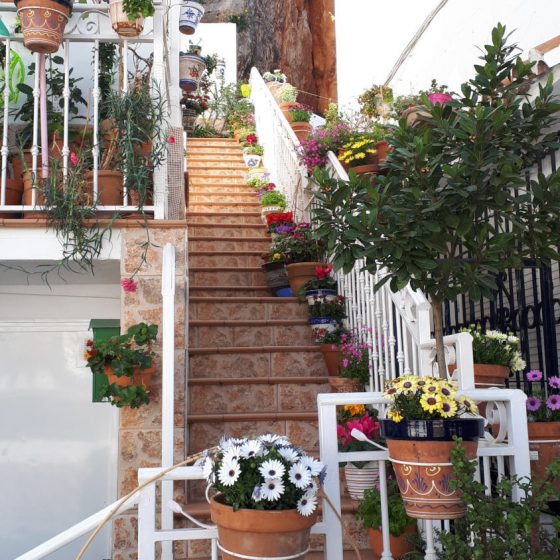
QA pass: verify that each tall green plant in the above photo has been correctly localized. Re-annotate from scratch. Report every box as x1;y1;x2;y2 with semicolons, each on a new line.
313;24;560;377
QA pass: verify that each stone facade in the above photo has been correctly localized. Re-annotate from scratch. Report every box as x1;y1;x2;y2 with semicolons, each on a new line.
112;226;188;560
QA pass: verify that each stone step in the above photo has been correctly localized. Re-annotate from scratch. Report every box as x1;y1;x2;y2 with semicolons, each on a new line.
189;319;313;348
187;154;245;162
188;223;269;238
188;176;249;185
188;376;329;414
186;147;242;155
187;212;263;225
189;345;326;379
189;296;306;320
188;161;248;170
188;185;257;194
189;236;270;252
187;138;239;144
189;192;259;204
188;169;247;178
189;266;266;287
189;250;265;267
188;201;261;212
190;285;271;297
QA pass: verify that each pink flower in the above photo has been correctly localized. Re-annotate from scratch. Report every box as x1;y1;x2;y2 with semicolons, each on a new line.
70;152;78;165
527;369;543;382
526;396;541;412
548;376;560;389
169;136;176;144
546;395;560;411
121;278;138;293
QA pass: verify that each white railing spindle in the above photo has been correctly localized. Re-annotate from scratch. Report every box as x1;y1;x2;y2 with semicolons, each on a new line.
1;38;10;206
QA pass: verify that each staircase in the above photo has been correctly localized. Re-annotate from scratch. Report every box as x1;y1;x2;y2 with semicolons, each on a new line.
184;138;372;558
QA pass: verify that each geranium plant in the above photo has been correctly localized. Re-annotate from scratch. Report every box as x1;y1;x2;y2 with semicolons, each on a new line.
337;404;381;468
266;211;294;233
301;264;337;292
525;369;560;421
269;222;324;263
181;92;209;115
383;375;479;423
199;433;325;515
308;294;346;321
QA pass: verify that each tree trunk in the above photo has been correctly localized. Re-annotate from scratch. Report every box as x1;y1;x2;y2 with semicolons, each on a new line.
431;296;447;379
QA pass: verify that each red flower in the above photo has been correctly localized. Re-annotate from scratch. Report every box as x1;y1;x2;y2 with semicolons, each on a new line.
245;133;257;145
169;136;176;144
315;264;333;280
121;278;138;293
86;339;94;347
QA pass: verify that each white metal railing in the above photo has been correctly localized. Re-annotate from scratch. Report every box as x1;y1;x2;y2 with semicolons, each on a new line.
318;389;531;560
0;0;178;219
249;67;312;220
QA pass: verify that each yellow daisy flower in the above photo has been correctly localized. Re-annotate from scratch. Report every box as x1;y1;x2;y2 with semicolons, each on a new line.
395;377;417;395
423;382;441;396
439;399;458;418
457;395;479;415
388;410;403;423
420;393;443;413
438;382;456;400
354;153;366;160
383;386;399;400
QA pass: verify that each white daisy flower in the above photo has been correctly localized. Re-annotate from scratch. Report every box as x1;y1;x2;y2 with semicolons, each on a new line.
259;459;286;480
288;462;312;489
218;460;241;487
260;478;285;501
300;456;324;476
240;440;263;459
272;436;290;448
223;445;242;464
259;433;281;447
200;456;215;484
278;446;300;463
219;436;234;451
297;491;317;516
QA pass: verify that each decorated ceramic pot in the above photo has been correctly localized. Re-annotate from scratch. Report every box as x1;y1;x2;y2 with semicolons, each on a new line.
179;1;205;35
179;53;206;92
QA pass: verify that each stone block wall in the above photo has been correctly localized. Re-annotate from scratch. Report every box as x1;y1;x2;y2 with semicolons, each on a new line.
112;226;188;560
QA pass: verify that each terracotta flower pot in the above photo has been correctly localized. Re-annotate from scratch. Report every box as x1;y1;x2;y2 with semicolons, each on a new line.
286;261;322;294
104;365;156;388
180;53;207;92
290;122;312;142
380;418;484;519
528;421;560;492
2;178;24;218
344;461;379;501
320;344;341;376
279;102;299;122
376;140;388;164
473;363;509;388
367;524;417;558
210;495;317;560
85;170;123;206
401;105;431;128
179;0;205;35
328;376;363;393
16;0;72;54
109;0;144;37
349;163;379;177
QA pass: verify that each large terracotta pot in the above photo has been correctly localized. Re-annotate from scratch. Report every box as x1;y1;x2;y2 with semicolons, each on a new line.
380;418;484;519
180;53;207;92
320;344;341;376
2;178;24;218
367;525;416;558
84;170;123;206
376;140;388;164
210;495;317;560
328;376;363;393
279;102;299;122
104;365;156;388
290;122;312;142
344;461;379;501
473;363;509;388
286;261;321;294
349;163;379;177
179;0;205;35
16;0;72;54
528;421;560;492
109;0;144;37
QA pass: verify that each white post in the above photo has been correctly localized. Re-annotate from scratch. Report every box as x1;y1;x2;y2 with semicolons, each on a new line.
138;478;157;560
0;38;10;207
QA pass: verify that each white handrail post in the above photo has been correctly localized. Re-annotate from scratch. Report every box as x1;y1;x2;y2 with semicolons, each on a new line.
138;476;157;560
161;243;176;560
506;389;531;500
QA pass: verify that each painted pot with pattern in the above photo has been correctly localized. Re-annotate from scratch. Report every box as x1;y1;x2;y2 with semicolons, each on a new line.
210;495;317;560
108;0;144;37
179;0;204;35
344;461;380;501
16;0;72;54
380;418;484;519
179;53;207;92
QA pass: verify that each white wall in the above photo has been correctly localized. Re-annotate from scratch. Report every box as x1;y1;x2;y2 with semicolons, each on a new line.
336;0;560;110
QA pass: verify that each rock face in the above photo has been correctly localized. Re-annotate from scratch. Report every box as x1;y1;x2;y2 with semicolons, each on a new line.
202;0;337;113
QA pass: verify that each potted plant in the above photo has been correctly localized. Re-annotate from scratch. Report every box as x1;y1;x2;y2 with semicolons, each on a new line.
179;0;205;35
181;92;209;134
260;190;287;220
307;294;346;339
437;442;560;558
357;476;417;559
246;173;270;191
400;80;452;127
299;123;351;173
299;263;337;303
241;134;262;167
314;325;348;376
328;326;371;392
525;369;560;492
84;322;158;408
277;84;299;120
313;25;560;381
200;434;324;560
358;84;394;119
266;211;294;234
380;375;483;519
458;325;525;388
180;42;207;93
15;0;73;54
263;70;287;98
337;134;378;176
288;105;312;142
337;405;382;501
109;0;151;37
261;253;292;297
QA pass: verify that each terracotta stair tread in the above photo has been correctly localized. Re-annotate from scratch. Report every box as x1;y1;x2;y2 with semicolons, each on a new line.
188;411;318;423
190;296;298;303
190;319;308;327
189;191;258;197
189;236;269;242
189;202;261;207
187;211;262;216
187;222;267;228
188;164;248;170
189;250;266;256
189;345;320;355
188;376;328;385
188;188;257;194
190;285;270;291
189;266;264;272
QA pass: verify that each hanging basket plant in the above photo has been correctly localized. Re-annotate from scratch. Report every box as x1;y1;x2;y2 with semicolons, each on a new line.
109;0;152;38
179;0;205;35
15;0;73;54
179;51;207;92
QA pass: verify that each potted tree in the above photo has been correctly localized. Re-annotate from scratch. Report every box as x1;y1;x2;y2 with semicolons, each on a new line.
357;475;417;558
313;24;560;381
380;375;483;519
179;0;205;35
200;434;324;560
85;322;158;408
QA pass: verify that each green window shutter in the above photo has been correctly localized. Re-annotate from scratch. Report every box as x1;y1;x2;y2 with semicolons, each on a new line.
89;319;120;402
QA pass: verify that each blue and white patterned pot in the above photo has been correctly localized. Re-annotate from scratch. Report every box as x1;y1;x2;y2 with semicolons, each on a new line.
179;1;205;35
243;153;262;168
179;53;206;92
308;317;338;336
305;289;337;306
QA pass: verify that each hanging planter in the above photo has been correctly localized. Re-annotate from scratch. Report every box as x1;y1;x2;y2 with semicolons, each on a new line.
179;0;205;35
108;0;145;38
344;461;380;501
15;0;73;54
179;52;206;92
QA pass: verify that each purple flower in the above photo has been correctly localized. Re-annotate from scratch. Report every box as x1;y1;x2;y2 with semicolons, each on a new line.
546;395;560;411
548;375;560;389
526;396;542;412
527;369;543;382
